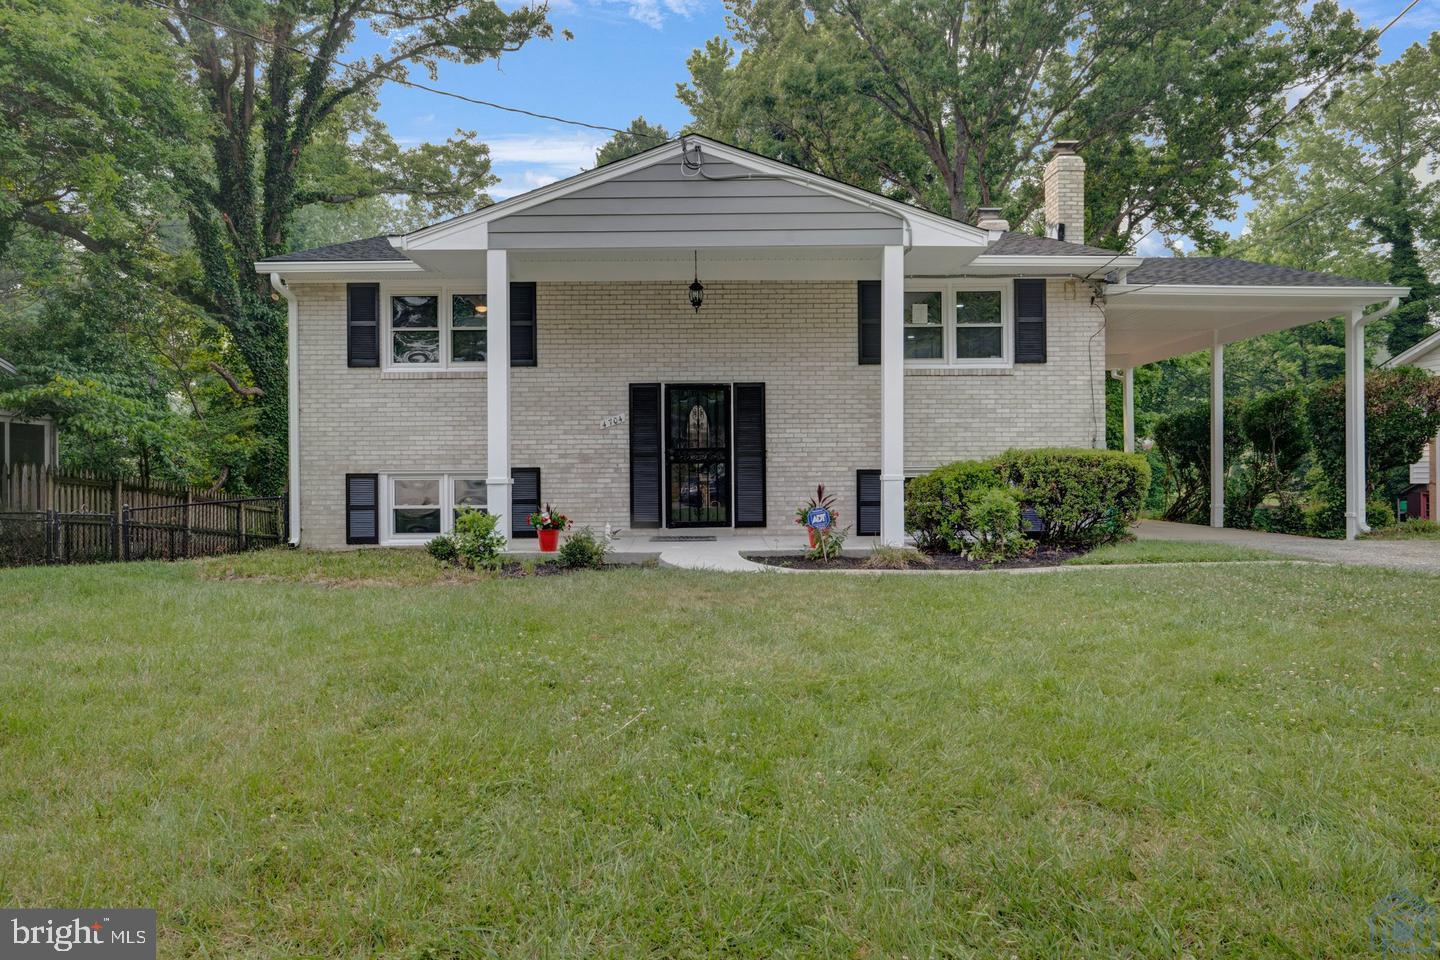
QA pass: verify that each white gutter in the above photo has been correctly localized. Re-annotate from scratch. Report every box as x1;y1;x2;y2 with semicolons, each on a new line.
270;272;301;547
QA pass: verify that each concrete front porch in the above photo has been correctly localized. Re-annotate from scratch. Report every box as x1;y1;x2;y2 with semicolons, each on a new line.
507;529;882;571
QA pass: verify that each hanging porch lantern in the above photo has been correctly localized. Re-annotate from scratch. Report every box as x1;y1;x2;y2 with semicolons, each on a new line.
688;251;705;312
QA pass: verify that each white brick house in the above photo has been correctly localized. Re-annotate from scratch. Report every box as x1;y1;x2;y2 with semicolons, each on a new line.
259;137;1405;548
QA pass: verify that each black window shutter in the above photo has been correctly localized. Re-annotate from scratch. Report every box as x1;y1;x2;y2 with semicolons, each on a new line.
857;280;881;365
510;282;537;367
345;473;379;544
1014;279;1047;364
733;382;766;527
856;469;881;536
629;384;662;528
511;467;540;538
347;283;380;368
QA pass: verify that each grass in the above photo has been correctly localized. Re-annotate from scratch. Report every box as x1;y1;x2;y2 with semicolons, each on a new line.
1067;538;1285;565
1363;519;1440;541
4;550;1440;957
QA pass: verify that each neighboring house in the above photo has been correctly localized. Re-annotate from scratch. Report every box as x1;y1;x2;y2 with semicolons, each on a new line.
257;136;1405;548
1382;328;1440;521
0;356;57;469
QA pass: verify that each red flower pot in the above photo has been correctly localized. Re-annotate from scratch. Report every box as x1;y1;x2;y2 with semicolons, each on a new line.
538;528;560;552
807;528;818;549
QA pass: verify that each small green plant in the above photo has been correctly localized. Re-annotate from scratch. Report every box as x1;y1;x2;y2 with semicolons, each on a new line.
557;526;609;569
806;523;848;562
795;484;846;561
426;534;459;565
454;507;506;571
861;546;933;570
965;487;1033;563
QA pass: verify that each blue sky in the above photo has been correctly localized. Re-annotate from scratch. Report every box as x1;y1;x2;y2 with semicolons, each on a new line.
357;0;1437;253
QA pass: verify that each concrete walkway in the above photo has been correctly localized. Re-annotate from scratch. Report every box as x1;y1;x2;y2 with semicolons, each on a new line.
1136;519;1440;573
508;530;880;572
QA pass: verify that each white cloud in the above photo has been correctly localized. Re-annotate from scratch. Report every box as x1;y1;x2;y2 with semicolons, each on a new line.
623;0;704;27
485;131;609;199
486;132;608;170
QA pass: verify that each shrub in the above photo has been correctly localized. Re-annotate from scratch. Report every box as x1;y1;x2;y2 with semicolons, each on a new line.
993;448;1151;548
965;487;1033;564
426;534;459;565
1308;368;1440;493
1303;478;1346;539
1251;498;1305;535
903;460;1002;551
454;508;506;570
557;526;609;569
806;523;848;562
860;546;932;570
1367;497;1396;531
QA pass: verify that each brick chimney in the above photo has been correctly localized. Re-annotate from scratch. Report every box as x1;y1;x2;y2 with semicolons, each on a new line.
1044;140;1085;245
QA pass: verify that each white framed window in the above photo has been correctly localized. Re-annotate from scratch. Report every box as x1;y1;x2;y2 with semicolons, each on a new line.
383;473;488;543
381;282;487;370
903;281;1013;368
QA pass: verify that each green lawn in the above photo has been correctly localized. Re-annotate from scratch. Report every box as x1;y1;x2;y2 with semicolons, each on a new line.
3;551;1439;957
1066;539;1284;565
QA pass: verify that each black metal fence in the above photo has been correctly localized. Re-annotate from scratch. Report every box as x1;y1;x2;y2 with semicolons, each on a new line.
0;497;286;568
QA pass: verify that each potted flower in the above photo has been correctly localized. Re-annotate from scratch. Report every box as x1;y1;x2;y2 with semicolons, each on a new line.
529;503;570;552
794;484;840;550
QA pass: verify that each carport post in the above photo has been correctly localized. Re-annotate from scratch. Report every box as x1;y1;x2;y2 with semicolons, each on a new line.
1210;337;1224;528
1122;368;1135;454
1345;307;1366;541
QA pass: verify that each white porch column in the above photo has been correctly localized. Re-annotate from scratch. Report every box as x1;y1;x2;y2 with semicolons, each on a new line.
486;249;512;542
1210;338;1224;528
1344;307;1367;540
1121;367;1135;454
879;244;905;546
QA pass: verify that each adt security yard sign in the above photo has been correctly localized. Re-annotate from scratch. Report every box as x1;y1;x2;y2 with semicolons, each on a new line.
805;507;832;530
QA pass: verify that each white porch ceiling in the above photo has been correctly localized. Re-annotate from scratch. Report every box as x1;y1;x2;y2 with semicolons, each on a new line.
1104;284;1406;368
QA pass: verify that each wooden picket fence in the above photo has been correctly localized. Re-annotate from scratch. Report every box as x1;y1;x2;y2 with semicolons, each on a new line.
0;463;221;515
0;464;286;567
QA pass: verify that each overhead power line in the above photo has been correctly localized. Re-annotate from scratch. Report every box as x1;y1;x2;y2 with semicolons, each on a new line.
138;0;667;142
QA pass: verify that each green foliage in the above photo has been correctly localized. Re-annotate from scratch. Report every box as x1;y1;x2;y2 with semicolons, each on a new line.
426;534;459;565
1367;497;1396;531
993;449;1151;548
1307;368;1440;496
903;460;1003;551
1234;36;1440;354
805;523;848;562
557;527;609;570
453;508;506;571
596;117;671;167
681;0;1369;245
860;546;933;570
1151;401;1244;522
965;488;1033;564
1252;499;1306;535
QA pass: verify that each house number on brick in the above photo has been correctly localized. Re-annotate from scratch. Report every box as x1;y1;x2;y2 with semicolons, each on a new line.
601;414;627;430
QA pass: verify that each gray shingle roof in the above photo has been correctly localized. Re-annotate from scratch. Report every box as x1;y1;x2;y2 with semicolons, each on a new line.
984;231;1121;258
1126;256;1384;288
258;235;408;264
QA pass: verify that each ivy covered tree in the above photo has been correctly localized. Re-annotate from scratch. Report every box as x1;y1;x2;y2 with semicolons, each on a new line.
1;0;561;492
1237;37;1440;356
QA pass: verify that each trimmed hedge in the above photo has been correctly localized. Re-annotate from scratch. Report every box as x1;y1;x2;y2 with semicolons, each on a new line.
993;448;1151;548
903;459;1003;552
906;449;1151;552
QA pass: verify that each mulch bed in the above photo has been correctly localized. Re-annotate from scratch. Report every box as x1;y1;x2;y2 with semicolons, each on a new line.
498;560;580;578
746;548;1084;571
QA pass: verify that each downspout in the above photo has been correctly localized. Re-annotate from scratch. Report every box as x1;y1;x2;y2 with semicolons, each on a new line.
270;272;301;546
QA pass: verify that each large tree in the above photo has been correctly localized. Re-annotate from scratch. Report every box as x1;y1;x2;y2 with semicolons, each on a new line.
2;0;559;492
1237;36;1440;356
679;0;1371;248
595;116;672;167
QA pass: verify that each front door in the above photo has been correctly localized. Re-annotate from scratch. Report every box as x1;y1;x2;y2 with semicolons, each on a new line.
666;384;731;527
